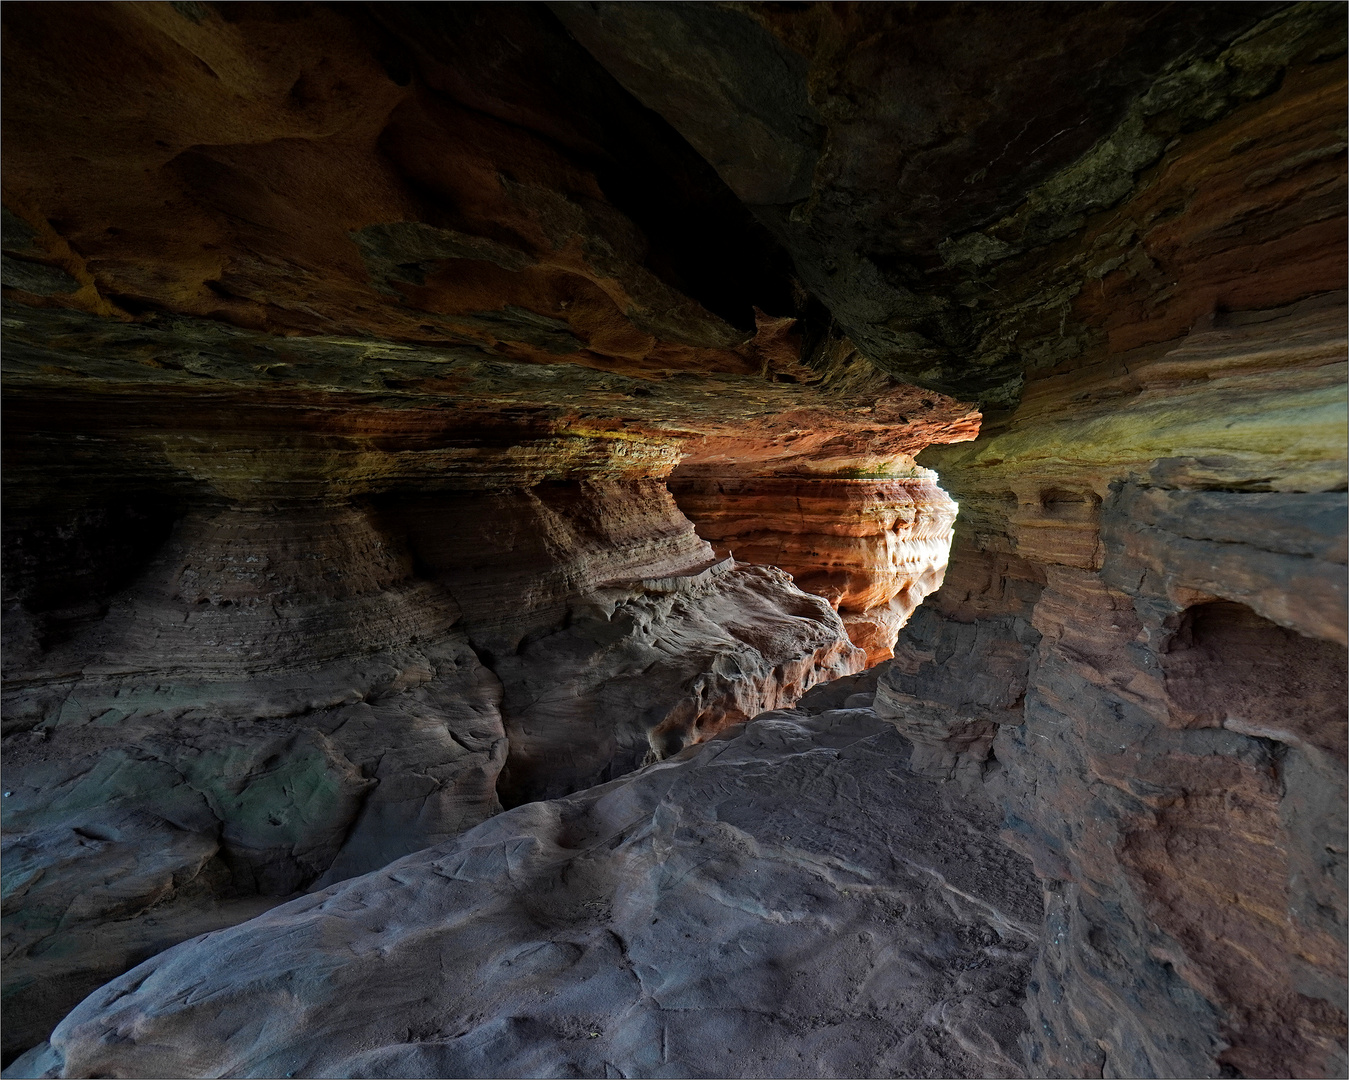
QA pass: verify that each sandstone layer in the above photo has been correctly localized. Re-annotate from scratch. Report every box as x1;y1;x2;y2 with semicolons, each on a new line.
671;473;958;663
896;47;1349;1080
13;700;1041;1080
561;5;1348;1072
388;479;867;803
1;503;507;1054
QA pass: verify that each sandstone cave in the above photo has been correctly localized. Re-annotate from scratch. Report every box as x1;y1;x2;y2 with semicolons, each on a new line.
0;4;1345;1078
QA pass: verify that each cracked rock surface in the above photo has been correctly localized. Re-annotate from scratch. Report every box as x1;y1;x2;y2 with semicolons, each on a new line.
16;704;1040;1080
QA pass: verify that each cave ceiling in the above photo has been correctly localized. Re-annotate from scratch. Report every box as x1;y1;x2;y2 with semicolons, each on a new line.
5;0;1339;450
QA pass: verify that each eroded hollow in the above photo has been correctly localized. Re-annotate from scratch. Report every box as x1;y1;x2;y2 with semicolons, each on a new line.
1163;600;1347;761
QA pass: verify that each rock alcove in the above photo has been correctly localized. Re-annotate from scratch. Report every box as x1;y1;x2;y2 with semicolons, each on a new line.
1;3;1345;1078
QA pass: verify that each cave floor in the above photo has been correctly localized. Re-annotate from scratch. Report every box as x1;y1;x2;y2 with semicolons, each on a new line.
20;701;1042;1080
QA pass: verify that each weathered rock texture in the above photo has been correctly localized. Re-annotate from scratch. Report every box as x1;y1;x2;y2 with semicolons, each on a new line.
1;502;508;1054
0;3;978;1058
0;482;868;1055
14;702;1042;1080
388;480;867;803
913;312;1349;1077
2;2;1346;1077
898;42;1349;1080
554;5;1348;1074
671;474;958;663
555;1;1344;404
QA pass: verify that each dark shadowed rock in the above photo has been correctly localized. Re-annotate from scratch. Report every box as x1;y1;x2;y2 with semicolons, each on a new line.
20;708;1040;1080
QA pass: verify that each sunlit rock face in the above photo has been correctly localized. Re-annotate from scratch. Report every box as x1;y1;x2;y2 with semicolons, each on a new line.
671;473;958;663
2;2;1346;1078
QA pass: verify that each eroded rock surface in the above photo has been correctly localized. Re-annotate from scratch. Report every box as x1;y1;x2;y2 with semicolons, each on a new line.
671;473;958;664
1;503;508;1053
389;479;866;803
0;486;866;1055
906;54;1349;1079
17;706;1040;1080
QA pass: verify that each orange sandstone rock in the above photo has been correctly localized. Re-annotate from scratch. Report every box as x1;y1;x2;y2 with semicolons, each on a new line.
671;475;958;663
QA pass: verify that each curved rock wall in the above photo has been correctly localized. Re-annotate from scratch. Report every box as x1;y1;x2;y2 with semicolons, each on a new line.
0;479;865;1057
388;479;865;802
1;501;507;1053
0;290;931;1062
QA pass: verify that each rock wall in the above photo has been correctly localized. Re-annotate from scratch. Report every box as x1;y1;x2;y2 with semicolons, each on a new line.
887;53;1349;1080
0;477;870;1057
1;284;950;1061
561;5;1347;1072
1;500;505;1053
388;479;866;802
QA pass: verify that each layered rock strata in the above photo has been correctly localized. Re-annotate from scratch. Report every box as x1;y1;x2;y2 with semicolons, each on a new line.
671;473;958;663
12;700;1042;1080
1;482;867;1057
1;502;506;1055
2;2;1345;1078
887;67;1349;1080
387;479;866;803
0;5;975;1058
905;305;1349;1079
559;5;1348;1074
